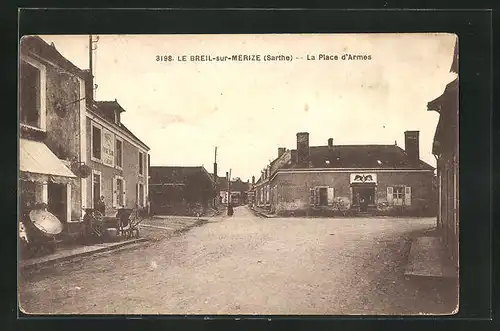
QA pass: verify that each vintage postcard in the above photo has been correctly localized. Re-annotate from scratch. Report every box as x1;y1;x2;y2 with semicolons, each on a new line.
18;33;458;315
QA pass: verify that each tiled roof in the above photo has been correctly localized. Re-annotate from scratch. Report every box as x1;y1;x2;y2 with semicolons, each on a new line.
282;145;434;170
91;101;150;150
150;166;214;185
21;36;87;78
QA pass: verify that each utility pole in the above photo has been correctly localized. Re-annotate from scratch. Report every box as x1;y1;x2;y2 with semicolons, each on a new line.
227;169;232;215
213;147;217;208
89;35;93;78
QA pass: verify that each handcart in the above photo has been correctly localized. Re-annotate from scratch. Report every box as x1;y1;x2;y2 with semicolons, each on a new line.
116;208;148;239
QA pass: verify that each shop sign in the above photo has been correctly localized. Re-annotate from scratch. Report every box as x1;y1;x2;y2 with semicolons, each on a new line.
350;173;377;184
102;128;115;167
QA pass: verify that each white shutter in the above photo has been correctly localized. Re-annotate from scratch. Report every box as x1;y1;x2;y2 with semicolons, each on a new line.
387;186;393;204
309;188;315;206
122;179;127;207
112;176;117;208
315;187;320;206
404;186;411;206
327;187;334;205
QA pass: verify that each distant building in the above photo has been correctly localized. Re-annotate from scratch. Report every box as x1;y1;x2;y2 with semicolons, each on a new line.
214;176;250;206
427;39;459;267
252;131;436;216
149;166;215;216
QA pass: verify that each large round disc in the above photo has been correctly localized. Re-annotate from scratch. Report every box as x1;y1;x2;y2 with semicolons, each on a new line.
28;209;63;235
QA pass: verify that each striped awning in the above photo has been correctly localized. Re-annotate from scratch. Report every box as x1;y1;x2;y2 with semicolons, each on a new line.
20;138;76;183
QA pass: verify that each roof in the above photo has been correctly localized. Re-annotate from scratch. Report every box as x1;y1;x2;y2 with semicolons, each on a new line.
95;100;126;114
90;101;150;150
283;144;434;170
150;166;214;185
20;36;86;78
427;78;459;113
20;138;76;181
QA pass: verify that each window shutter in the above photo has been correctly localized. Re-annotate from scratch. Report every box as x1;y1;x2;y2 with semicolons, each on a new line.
122;179;127;207
315;187;320;206
404;186;411;206
136;183;139;207
309;188;315;206
387;186;393;204
112;177;117;208
328;187;334;205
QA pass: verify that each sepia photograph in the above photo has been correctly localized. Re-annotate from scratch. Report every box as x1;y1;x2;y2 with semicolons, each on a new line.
18;33;459;315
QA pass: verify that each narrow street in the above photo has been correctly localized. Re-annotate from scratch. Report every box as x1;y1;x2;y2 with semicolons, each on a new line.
19;206;457;315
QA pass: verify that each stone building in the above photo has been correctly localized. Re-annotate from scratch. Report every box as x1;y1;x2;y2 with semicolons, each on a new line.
253;131;436;217
149;166;215;216
84;94;150;216
19;36;150;235
19;36;87;226
427;38;459;266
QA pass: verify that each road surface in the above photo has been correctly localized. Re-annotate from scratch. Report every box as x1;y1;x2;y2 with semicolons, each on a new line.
19;206;457;315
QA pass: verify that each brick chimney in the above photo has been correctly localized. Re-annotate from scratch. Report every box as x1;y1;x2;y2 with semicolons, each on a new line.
252;176;255;185
278;147;286;158
328;138;333;148
296;132;310;165
404;131;420;161
83;69;94;107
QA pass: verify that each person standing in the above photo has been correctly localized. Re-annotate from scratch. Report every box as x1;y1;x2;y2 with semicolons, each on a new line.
96;195;106;215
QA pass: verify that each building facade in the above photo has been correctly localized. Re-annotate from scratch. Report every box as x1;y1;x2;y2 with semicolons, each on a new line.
427;39;459;267
84;98;150;216
19;36;87;226
149;166;215;216
217;177;250;206
253;132;436;217
19;36;150;237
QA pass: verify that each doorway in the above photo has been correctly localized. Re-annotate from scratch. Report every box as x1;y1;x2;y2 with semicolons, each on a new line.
352;185;375;212
48;183;67;223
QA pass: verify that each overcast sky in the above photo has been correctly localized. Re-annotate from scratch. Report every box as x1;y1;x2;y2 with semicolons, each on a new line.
41;34;457;181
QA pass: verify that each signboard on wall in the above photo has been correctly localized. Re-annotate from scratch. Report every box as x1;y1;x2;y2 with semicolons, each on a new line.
350;173;377;184
102;128;115;167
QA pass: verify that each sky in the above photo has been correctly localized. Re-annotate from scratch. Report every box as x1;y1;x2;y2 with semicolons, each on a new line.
40;34;457;181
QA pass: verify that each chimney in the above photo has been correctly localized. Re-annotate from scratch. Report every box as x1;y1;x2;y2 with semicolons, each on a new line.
83;69;94;107
252;176;255;185
296;132;310;165
328;138;333;148
278;147;286;158
404;131;420;161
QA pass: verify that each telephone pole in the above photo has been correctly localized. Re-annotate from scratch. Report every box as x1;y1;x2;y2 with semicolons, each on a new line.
213;147;217;208
227;169;232;215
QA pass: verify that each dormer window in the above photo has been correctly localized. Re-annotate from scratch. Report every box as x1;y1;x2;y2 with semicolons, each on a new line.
114;110;120;124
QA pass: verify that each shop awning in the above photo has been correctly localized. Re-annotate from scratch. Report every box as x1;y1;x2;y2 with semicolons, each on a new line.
20;138;76;183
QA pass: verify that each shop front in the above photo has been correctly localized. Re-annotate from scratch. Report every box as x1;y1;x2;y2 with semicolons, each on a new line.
350;173;377;212
20;138;77;221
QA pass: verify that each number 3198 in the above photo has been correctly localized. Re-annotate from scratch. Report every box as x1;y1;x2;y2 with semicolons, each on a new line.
156;55;173;62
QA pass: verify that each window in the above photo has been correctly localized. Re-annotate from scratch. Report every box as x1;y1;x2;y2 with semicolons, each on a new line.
388;185;411;206
92;126;102;160
20;60;45;130
115;138;123;168
139;152;144;175
318;187;328;206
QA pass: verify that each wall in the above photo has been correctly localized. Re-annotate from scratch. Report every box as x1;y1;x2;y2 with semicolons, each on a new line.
271;170;435;216
39;61;83;221
85;117;148;216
